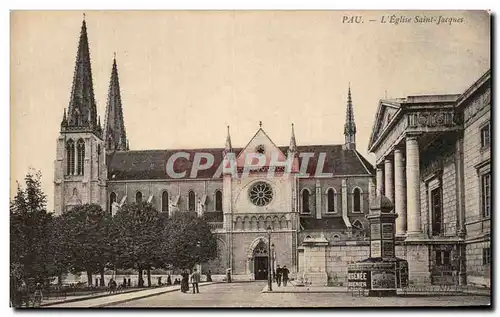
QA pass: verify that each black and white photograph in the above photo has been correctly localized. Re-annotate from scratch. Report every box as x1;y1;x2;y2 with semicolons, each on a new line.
9;9;491;308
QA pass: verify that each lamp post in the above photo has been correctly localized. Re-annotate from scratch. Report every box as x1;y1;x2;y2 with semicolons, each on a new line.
271;243;275;284
196;241;201;273
267;226;272;291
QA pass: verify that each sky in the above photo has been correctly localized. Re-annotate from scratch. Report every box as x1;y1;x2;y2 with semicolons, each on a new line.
10;10;490;211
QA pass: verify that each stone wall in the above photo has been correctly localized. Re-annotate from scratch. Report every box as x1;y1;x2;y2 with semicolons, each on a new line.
463;105;490;225
466;241;491;287
326;244;369;285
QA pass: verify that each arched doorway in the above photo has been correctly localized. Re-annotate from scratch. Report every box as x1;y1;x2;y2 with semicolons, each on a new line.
253;240;269;280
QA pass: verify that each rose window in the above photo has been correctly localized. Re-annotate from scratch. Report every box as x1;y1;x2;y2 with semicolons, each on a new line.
249;182;273;206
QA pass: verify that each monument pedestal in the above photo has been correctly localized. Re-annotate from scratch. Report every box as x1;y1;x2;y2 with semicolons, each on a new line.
347;196;409;297
300;235;329;286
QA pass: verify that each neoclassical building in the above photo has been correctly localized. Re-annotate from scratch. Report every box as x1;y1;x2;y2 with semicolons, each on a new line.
54;18;376;282
368;69;491;287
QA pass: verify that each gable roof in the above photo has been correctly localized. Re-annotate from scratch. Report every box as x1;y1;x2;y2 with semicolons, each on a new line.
107;144;374;181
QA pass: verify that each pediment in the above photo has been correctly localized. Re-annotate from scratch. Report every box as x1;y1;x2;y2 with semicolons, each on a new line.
368;100;402;150
236;128;288;168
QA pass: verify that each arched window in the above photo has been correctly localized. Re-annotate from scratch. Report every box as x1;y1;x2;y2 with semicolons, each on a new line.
162;191;169;212
136;191;143;203
188;191;195;211
327;188;336;213
353;187;362;212
76;139;85;175
215;190;223;211
109;192;117;213
302;189;310;213
66;139;75;175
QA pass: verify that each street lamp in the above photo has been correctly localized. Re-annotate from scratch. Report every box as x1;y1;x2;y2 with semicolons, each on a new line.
271;243;275;284
266;225;272;291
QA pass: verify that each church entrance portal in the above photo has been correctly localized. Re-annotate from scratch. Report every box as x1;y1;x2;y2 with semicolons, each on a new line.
253;241;269;280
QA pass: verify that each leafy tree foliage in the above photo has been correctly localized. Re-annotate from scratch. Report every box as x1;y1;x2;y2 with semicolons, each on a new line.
58;203;111;286
110;202;163;287
163;212;218;271
10;170;59;285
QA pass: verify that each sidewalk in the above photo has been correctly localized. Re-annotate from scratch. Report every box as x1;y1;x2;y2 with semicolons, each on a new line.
42;282;216;308
261;281;491;296
261;281;346;293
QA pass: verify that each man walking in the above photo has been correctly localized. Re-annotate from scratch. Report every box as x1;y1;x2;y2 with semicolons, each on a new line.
190;268;201;294
276;264;282;287
282;265;290;286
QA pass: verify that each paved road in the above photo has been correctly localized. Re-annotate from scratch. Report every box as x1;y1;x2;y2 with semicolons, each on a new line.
108;282;491;308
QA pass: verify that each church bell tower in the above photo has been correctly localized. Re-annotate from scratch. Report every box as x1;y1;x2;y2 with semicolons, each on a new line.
54;16;106;214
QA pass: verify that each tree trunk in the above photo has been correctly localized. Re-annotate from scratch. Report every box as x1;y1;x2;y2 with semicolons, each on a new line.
138;267;143;287
147;268;151;287
100;266;105;287
57;275;62;285
86;269;93;287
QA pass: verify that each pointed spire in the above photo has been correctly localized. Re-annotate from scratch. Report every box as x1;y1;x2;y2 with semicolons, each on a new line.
344;83;357;150
224;125;232;153
289;123;297;153
66;17;99;134
104;54;128;152
61;108;68;127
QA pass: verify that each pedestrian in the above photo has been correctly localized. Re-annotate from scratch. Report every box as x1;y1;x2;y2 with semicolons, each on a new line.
276;264;282;287
123;277;127;289
226;268;232;283
33;283;43;307
190;268;200;294
282;265;290;286
206;270;212;282
18;281;29;307
167;275;172;286
180;270;190;293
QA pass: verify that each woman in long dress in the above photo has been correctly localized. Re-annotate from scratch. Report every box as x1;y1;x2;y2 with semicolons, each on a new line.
180;270;190;293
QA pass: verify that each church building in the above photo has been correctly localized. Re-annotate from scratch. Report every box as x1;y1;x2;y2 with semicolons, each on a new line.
54;18;376;283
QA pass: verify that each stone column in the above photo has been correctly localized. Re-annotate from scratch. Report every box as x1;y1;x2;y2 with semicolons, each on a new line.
384;158;394;203
394;149;407;236
376;166;384;196
406;136;422;238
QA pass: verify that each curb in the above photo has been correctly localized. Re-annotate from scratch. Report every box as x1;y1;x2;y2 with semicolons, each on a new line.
41;288;149;307
95;282;218;307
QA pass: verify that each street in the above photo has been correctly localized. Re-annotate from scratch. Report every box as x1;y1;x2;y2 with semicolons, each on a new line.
107;282;491;308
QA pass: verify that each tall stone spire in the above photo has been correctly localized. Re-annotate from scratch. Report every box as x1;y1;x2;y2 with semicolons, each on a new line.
224;125;232;154
104;54;128;152
289;123;297;154
64;17;99;136
343;83;357;150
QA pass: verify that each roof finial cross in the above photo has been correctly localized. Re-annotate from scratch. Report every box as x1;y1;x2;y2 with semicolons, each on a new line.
113;51;116;59
259;121;262;128
83;13;86;21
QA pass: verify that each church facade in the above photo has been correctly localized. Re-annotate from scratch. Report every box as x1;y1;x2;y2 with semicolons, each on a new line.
54;19;376;282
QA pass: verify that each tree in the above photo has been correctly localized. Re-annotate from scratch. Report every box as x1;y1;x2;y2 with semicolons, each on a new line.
110;202;163;287
57;203;111;286
163;212;218;271
10;170;59;286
